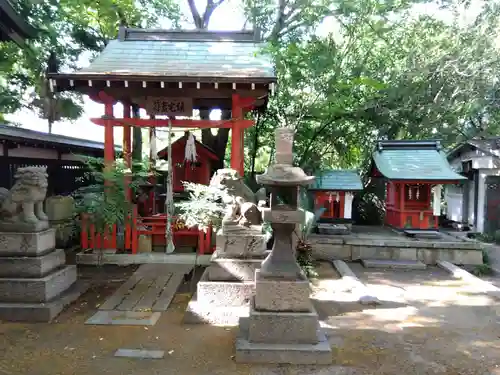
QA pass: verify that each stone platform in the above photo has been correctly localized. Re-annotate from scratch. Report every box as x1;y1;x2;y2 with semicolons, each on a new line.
0;229;86;322
183;265;259;325
235;271;332;364
310;226;484;265
235;317;332;364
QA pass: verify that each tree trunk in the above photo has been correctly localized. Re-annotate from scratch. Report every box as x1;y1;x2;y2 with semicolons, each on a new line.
200;109;231;171
250;111;261;178
131;104;142;163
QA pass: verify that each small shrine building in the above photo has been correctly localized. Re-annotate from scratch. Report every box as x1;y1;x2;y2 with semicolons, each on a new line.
157;132;219;193
47;27;276;255
309;169;363;223
370;140;466;231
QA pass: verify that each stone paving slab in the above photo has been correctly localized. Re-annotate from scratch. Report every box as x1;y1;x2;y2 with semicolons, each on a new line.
85;310;161;326
99;263;192;312
114;349;165;359
331;260;381;305
361;259;427;270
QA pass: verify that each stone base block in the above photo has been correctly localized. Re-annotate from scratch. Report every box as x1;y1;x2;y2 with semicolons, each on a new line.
215;233;267;258
208;257;264;281
417;249;483;265
197;269;255;306
183;293;249;326
0;220;50;233
361;259;427;270
0;249;66;278
254;270;312;312
317;223;351;235
0;265;77;303
248;298;319;344
0;281;87;322
0;229;56;256
261;208;304;224
235;318;332;364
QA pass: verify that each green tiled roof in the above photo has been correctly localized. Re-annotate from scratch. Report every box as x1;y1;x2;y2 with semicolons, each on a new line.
72;29;275;81
310;170;363;191
372;140;466;181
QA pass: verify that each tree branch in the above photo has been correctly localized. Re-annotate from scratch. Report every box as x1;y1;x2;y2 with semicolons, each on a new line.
187;0;204;28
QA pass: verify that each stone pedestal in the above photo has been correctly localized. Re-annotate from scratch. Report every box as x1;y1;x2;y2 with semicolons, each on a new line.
235;256;332;364
235;127;332;364
0;229;87;322
183;227;267;326
46;196;77;248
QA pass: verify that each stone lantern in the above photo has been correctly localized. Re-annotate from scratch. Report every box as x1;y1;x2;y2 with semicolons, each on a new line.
235;128;332;364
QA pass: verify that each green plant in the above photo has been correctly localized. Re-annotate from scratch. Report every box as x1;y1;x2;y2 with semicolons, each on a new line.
494;230;500;244
176;182;229;232
72;156;152;263
294;187;325;279
476;233;495;243
472;248;494;276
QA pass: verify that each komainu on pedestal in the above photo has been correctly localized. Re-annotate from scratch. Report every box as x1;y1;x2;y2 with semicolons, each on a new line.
183;168;268;326
0;167;86;322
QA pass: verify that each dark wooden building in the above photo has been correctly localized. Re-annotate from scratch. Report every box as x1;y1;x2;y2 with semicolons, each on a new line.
0;124;121;195
0;0;36;46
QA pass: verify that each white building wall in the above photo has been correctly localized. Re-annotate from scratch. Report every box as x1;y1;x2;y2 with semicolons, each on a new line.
445;185;464;222
468;177;475;227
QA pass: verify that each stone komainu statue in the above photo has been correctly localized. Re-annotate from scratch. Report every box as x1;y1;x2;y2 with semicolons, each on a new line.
0;166;49;224
209;168;266;227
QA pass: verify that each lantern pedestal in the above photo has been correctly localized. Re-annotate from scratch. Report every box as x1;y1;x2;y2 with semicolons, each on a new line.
235;128;332;364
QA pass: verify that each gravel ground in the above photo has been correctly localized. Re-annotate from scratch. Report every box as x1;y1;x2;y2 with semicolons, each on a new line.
0;262;499;375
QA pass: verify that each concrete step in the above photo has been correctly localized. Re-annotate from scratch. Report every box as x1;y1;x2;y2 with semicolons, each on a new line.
361;259;427;270
0;281;88;322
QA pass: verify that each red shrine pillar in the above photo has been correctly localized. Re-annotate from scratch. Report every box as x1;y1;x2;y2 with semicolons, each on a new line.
231;94;244;176
99;91;115;166
122;102;132;167
122;102;132;201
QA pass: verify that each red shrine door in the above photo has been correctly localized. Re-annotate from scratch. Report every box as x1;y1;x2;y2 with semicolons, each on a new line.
315;191;345;219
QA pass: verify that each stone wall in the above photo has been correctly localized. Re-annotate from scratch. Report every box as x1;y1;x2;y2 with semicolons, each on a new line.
309;234;484;265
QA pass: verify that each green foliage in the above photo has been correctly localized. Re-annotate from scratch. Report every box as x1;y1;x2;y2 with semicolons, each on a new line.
296;241;318;279
176;182;229;232
3;0;500;181
72;156;152;251
294;187;324;278
1;0;181;122
249;0;500;174
297;187;325;241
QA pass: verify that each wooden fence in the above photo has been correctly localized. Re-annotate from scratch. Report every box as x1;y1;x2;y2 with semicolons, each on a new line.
0;156;94;196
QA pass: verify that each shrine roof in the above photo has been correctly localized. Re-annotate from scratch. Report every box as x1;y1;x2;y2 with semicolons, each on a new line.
372;140;466;181
448;137;500;161
56;28;275;82
309;169;363;191
0;123;121;154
